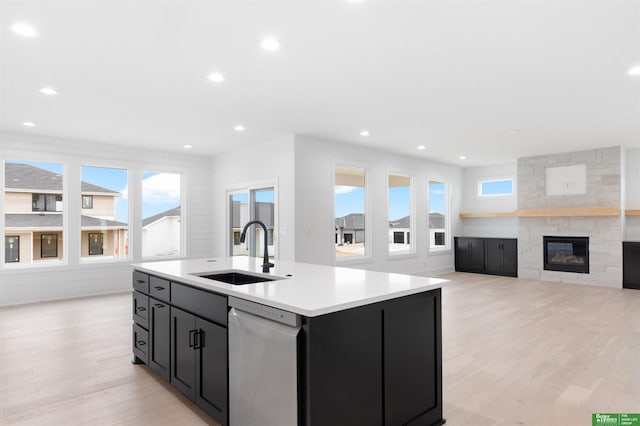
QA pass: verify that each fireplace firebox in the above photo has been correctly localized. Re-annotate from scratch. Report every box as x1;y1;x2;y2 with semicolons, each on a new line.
543;236;589;274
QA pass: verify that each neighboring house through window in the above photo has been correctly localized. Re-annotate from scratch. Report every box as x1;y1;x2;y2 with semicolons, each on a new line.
142;171;182;257
88;233;104;255
429;179;449;250
5;236;19;263
40;234;58;258
388;173;413;255
82;195;93;209
335;166;367;259
228;186;276;259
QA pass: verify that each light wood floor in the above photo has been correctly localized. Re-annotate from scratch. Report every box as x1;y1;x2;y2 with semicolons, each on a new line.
1;273;638;425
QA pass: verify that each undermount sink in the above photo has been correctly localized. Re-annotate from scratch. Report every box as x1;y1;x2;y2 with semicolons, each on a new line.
194;270;281;285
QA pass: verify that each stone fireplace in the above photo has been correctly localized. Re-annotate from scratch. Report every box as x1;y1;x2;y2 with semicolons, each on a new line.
517;147;622;288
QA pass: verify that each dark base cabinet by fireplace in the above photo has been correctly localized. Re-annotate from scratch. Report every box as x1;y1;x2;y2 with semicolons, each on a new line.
132;271;445;426
623;242;640;290
454;237;518;277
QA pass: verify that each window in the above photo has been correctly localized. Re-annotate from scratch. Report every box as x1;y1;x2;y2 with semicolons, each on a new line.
5;160;64;264
82;195;93;209
5;236;20;263
88;233;104;255
142;172;181;257
335;166;366;259
32;194;62;212
228;187;276;259
40;234;58;258
429;179;448;250
479;179;513;197
388;174;412;255
81;166;128;260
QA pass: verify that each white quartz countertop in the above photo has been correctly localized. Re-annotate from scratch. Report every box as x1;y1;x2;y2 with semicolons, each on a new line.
132;257;448;317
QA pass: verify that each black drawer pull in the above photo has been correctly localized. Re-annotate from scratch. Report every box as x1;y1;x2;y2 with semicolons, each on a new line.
154;286;165;291
189;329;196;348
136;306;146;312
154;303;165;308
136;340;146;346
194;330;204;350
135;279;145;284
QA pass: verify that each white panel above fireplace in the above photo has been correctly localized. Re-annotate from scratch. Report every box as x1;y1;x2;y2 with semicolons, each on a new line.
545;164;587;196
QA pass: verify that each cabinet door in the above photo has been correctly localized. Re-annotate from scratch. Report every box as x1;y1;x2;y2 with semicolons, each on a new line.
132;291;149;329
623;242;640;289
484;239;503;275
501;239;518;277
171;307;196;400
149;298;170;380
384;290;442;426
468;238;485;272
195;318;228;425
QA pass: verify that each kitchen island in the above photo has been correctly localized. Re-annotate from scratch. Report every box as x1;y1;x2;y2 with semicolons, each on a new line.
131;257;447;426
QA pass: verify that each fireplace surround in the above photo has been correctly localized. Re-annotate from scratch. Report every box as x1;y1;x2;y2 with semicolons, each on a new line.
543;236;589;274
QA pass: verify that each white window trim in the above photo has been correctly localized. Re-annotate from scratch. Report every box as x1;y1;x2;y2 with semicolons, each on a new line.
333;161;372;265
387;170;416;258
477;177;514;197
428;177;450;253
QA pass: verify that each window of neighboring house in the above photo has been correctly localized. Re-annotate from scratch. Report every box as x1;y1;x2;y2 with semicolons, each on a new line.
228;186;276;259
429;179;449;250
142;171;181;258
5;236;20;263
88;233;104;255
40;234;58;258
32;194;62;212
82;195;93;209
388;174;413;255
335;166;367;259
4;160;64;265
478;179;513;197
81;166;128;260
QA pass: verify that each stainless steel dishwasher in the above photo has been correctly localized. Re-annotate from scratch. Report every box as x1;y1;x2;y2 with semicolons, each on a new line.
228;297;300;426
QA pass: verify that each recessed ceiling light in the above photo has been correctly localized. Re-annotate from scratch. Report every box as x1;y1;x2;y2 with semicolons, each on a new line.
417;145;426;150
261;38;280;51
234;125;245;132
629;65;640;76
360;130;370;137
22;121;35;127
40;87;57;95
208;72;225;83
512;129;521;133
459;156;467;160
183;144;192;149
10;22;39;38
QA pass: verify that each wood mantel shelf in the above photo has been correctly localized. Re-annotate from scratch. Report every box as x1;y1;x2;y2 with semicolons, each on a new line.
459;212;515;218
460;208;629;218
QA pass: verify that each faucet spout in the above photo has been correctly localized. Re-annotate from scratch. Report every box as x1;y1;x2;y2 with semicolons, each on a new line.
239;220;274;273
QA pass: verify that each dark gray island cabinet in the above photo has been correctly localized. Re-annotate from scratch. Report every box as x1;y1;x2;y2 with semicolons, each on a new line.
132;260;445;426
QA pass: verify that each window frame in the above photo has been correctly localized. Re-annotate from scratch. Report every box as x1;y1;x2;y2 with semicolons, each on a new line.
334;162;371;264
477;178;514;197
387;171;416;258
428;178;450;253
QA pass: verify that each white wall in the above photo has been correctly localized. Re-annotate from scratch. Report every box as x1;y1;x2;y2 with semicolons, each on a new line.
293;135;463;276
625;148;640;240
0;132;213;305
460;162;518;238
210;135;295;261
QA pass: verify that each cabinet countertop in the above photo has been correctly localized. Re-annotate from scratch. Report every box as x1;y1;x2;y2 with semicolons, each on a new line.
132;257;447;317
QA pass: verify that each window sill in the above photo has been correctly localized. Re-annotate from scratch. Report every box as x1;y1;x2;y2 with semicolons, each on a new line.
386;252;418;261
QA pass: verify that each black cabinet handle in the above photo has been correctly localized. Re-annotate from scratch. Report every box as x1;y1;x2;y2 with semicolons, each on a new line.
136;306;146;312
189;329;196;348
194;330;204;350
135;279;145;284
154;303;165;308
136;340;146;346
154;286;165;291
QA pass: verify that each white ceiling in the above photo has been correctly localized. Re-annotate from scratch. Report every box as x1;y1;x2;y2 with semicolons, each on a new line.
1;0;639;167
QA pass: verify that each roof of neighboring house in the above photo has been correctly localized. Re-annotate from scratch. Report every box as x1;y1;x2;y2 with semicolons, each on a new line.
143;206;181;227
429;213;445;229
335;213;365;230
231;201;274;228
4;213;127;228
5;163;119;194
389;215;410;228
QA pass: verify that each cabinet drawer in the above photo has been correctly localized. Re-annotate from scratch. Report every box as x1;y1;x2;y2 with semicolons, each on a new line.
133;291;149;329
150;276;171;302
133;271;149;294
171;282;228;326
133;323;149;364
